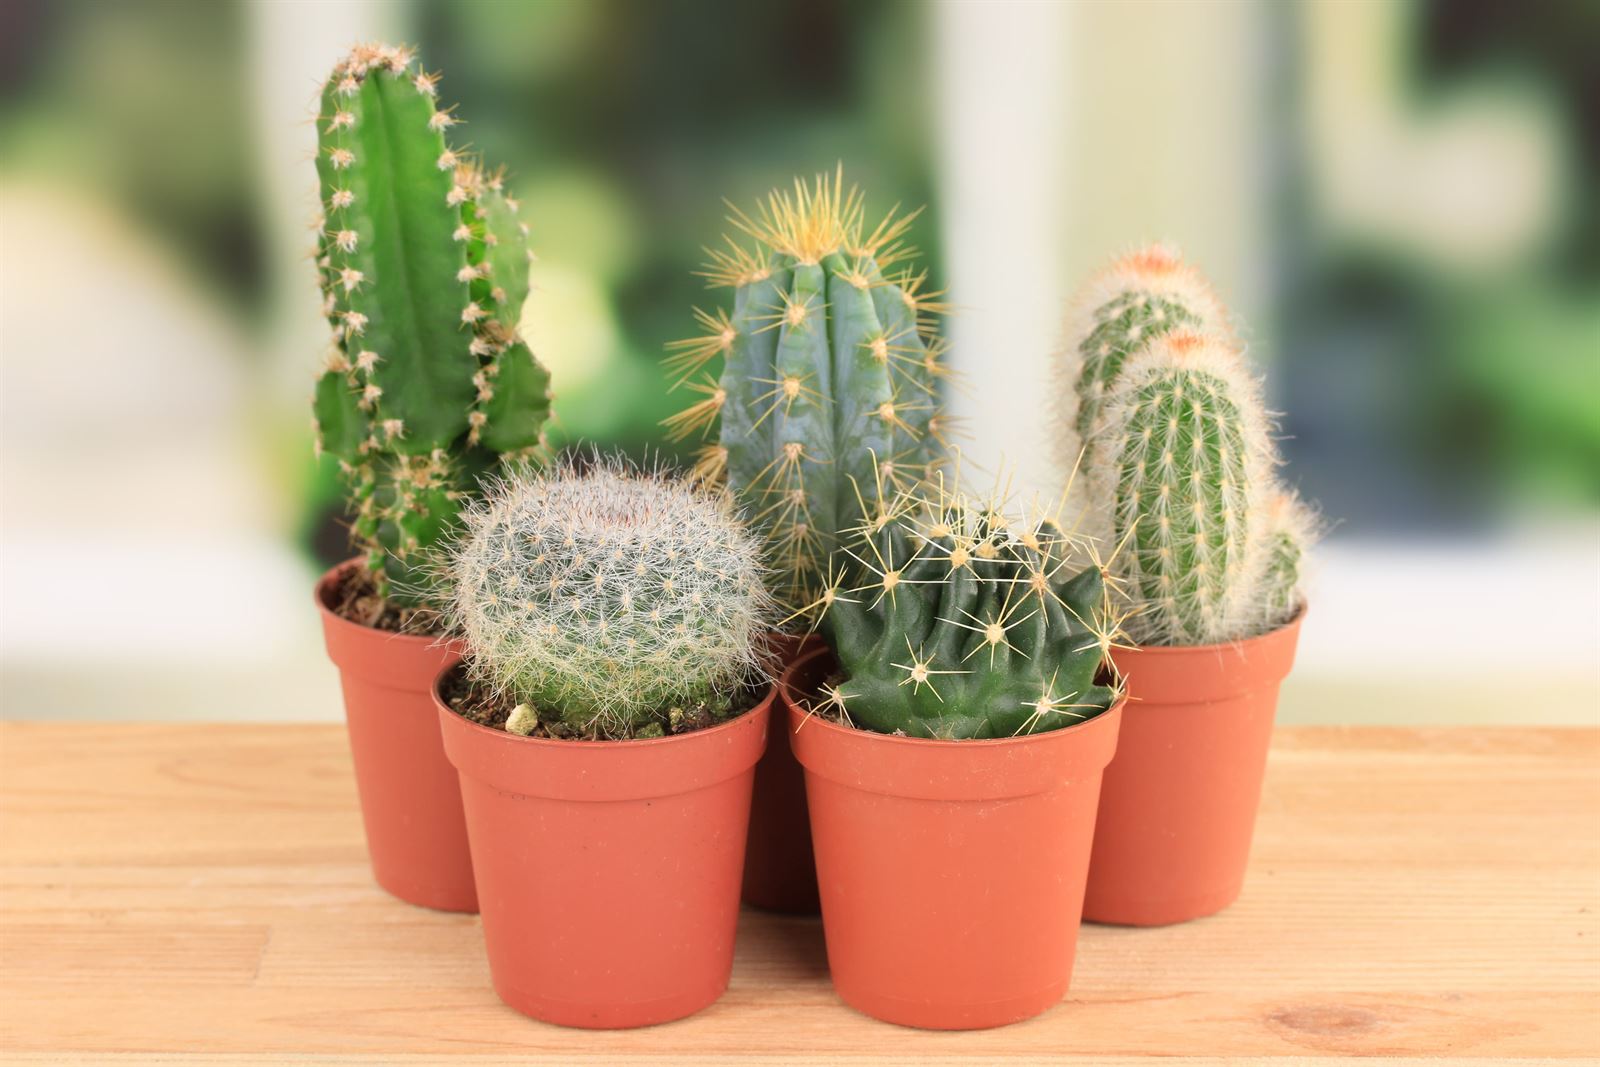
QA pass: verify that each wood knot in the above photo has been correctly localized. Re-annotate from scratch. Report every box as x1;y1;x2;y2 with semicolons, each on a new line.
1266;1003;1382;1049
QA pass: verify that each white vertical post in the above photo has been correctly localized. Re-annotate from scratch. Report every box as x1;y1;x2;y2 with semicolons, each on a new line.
932;0;1073;499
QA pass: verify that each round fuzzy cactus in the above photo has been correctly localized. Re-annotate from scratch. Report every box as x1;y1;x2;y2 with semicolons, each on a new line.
446;457;775;737
1089;331;1277;646
1055;244;1232;474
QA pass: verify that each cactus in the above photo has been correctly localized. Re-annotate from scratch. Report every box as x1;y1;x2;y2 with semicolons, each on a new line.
1086;331;1277;646
809;481;1121;739
664;167;953;612
444;457;776;738
1056;244;1232;471
311;43;552;608
1258;487;1315;631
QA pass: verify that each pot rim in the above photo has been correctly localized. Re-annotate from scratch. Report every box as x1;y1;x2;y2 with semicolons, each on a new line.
1114;602;1307;659
315;557;454;650
433;658;778;751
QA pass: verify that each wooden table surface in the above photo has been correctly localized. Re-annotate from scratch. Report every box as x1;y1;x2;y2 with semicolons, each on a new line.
0;723;1595;1064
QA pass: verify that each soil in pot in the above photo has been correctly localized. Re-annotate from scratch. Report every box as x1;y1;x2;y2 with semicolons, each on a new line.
786;652;1125;1030
435;661;771;1029
740;632;824;915
1084;608;1305;926
315;560;476;913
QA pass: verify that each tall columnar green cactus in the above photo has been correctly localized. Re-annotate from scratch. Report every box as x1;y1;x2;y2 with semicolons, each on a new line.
311;44;552;608
811;482;1120;739
1056;244;1231;471
1086;331;1277;646
445;458;775;738
665;167;953;612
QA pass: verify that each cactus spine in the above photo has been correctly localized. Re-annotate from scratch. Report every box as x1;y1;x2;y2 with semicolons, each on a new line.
446;458;775;738
1089;333;1273;646
311;43;552;607
811;482;1120;739
665;167;952;612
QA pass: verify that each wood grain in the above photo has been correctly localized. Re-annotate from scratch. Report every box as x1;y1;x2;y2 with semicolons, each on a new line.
0;723;1595;1063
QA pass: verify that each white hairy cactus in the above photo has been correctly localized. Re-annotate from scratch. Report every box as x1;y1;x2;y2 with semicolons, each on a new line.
1257;487;1317;634
446;456;775;736
1054;243;1234;480
1088;330;1276;646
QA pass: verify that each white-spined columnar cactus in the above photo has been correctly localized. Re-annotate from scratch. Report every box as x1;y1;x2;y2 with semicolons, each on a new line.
1257;487;1316;634
311;43;552;609
1088;332;1274;645
1056;244;1232;471
1058;246;1316;647
446;457;775;737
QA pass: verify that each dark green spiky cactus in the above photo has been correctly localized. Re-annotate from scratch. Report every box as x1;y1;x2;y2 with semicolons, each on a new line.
311;44;552;607
664;168;952;611
812;484;1119;739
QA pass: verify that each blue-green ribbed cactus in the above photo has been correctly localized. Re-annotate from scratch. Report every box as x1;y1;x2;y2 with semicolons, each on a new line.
811;482;1120;739
664;167;953;611
311;43;552;608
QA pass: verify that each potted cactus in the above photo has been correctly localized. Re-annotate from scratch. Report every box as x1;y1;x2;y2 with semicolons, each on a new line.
432;457;777;1029
1057;246;1314;926
787;481;1125;1030
309;44;553;912
665;167;954;913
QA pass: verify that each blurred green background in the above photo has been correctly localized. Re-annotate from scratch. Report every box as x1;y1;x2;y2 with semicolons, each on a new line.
1;0;1594;723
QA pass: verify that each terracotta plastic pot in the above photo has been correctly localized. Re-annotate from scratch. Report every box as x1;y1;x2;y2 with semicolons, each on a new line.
740;632;824;914
315;561;476;913
1084;608;1305;926
435;669;771;1029
787;652;1125;1030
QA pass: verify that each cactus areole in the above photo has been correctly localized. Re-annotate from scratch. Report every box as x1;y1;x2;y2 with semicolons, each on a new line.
311;44;552;612
666;167;953;615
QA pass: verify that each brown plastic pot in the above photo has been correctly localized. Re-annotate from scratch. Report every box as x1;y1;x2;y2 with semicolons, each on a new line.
435;668;771;1029
1084;608;1305;927
740;632;824;914
787;652;1125;1030
315;561;476;913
